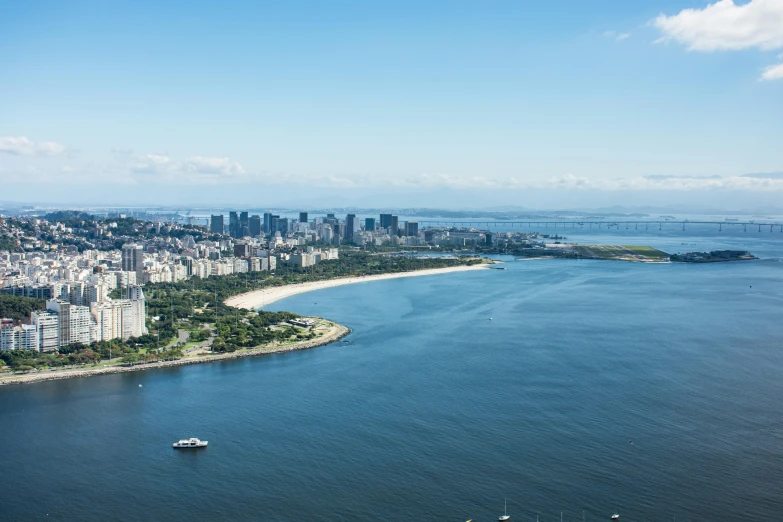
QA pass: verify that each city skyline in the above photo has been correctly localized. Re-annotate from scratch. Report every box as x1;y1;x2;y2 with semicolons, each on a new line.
1;1;782;210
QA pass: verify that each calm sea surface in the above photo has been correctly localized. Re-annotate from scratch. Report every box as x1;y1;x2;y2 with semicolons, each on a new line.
2;229;783;521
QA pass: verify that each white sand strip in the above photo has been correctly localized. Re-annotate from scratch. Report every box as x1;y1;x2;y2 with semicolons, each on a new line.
224;264;489;309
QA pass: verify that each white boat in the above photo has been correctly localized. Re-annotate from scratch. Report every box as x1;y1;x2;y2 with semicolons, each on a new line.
611;514;620;520
499;499;510;521
173;437;208;448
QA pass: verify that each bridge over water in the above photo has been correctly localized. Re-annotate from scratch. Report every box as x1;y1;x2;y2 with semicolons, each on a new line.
416;220;783;232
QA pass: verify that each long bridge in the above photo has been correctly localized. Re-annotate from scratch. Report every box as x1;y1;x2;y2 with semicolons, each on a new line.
416;220;783;232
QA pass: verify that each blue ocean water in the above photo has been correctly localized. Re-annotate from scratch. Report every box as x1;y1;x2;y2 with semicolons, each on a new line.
1;230;782;521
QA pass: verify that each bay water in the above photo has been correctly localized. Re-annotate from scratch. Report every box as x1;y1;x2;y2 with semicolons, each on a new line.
1;229;782;521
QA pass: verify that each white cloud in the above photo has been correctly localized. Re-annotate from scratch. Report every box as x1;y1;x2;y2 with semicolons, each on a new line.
126;153;246;183
183;156;246;176
653;0;783;51
760;62;783;80
0;136;67;156
544;173;783;192
603;30;631;42
131;154;172;174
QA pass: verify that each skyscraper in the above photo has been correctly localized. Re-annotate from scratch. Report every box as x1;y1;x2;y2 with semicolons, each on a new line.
272;216;288;235
390;216;399;237
229;211;239;238
365;218;375;231
380;214;392;229
240;211;249;237
299;212;308;224
249;215;262;236
404;221;418;237
210;214;224;234
345;214;356;241
263;212;273;234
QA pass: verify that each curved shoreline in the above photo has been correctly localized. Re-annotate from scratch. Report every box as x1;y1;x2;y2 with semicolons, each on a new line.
225;263;490;310
1;264;490;386
0;322;351;387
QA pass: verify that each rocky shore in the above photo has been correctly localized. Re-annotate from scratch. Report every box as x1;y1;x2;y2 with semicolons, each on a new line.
0;323;351;387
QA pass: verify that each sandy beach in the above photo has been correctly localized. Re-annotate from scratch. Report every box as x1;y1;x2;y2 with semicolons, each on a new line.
225;263;490;310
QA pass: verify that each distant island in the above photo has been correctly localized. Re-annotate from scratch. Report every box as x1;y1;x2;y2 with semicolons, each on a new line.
512;245;758;263
669;250;757;263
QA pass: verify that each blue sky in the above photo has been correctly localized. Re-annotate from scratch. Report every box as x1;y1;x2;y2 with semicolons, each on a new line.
1;0;782;209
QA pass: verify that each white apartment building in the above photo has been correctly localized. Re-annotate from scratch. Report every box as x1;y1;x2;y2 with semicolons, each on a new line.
90;298;147;341
32;310;60;352
47;300;95;346
0;319;40;351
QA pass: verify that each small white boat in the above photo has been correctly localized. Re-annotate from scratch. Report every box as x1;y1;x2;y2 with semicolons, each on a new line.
173;437;208;448
611;514;620;520
499;499;510;521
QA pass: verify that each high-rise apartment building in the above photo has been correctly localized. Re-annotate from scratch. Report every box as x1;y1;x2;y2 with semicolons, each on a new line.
47;300;95;347
0;319;14;351
121;244;144;279
90;297;147;341
210;215;224;234
32;310;59;352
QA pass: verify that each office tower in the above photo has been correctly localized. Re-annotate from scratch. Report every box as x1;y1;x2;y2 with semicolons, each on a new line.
240;211;249;237
272;217;288;235
485;232;493;246
299;212;308;224
365;218;375;231
229;211;239;238
210;215;224;234
390;216;399;237
249;215;262;236
380;214;392;229
263;212;273;234
121;243;144;279
404;221;419;237
333;223;344;242
322;225;333;244
345;214;356;241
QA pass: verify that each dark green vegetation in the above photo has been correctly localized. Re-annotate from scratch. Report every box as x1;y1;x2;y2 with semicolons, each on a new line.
0;294;46;324
0;234;21;252
144;252;480;353
671;250;756;263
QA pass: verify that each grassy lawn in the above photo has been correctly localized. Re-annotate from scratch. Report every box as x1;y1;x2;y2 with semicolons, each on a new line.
622;245;670;259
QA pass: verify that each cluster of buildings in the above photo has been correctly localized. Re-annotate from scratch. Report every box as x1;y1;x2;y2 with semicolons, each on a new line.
0;209;554;353
0;288;147;353
209;211;424;247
